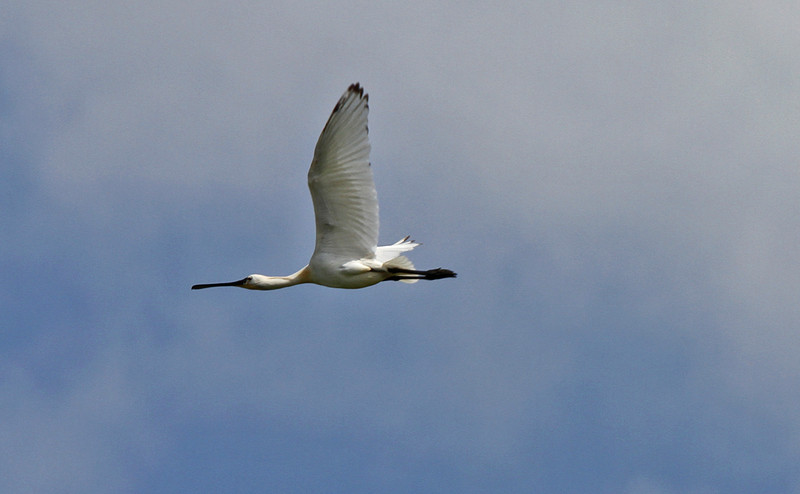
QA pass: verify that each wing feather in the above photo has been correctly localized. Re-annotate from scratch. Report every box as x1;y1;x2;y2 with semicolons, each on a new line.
308;83;378;261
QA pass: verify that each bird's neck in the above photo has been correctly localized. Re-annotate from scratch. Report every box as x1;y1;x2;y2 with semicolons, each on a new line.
250;266;311;290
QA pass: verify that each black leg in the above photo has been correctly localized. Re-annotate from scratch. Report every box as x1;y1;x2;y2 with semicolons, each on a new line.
386;267;457;281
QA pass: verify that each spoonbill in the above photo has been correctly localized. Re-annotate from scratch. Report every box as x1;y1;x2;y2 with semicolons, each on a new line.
192;83;456;291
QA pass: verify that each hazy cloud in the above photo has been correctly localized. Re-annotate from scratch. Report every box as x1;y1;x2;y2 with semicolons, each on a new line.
2;1;798;492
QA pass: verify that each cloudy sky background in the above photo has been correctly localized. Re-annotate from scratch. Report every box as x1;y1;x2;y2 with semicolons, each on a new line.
3;1;799;492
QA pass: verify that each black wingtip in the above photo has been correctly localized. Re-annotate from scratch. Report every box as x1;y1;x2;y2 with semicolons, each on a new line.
348;82;362;94
348;82;367;102
331;83;368;115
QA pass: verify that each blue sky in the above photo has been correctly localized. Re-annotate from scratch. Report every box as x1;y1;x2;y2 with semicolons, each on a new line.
3;2;799;492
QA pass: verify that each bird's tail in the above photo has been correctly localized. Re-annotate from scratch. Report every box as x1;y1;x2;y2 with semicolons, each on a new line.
375;236;419;263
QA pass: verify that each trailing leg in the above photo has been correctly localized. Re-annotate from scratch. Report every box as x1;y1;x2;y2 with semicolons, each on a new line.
386;266;457;281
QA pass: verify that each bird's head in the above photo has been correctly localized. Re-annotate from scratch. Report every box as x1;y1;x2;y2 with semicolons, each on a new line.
191;274;294;291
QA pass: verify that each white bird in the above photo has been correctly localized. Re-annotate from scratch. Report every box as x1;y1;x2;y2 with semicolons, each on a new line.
192;83;456;291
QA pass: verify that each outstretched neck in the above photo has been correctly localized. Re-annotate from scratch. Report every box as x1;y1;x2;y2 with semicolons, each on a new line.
248;266;311;290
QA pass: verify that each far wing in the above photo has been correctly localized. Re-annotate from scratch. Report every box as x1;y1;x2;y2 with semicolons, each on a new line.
308;83;378;261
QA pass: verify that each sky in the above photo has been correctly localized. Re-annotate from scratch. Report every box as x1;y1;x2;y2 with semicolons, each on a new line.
2;1;799;492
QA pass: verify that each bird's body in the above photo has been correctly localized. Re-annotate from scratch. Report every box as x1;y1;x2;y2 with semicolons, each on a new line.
192;83;456;291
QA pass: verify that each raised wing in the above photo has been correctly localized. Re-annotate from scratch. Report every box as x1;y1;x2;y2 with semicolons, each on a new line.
308;83;378;261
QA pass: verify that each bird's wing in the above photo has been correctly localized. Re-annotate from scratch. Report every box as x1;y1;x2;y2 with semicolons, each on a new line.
308;83;378;261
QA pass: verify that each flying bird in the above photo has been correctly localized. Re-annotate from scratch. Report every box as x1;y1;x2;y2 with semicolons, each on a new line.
192;83;456;291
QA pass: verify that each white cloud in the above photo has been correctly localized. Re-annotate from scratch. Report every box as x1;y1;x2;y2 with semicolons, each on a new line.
3;1;800;492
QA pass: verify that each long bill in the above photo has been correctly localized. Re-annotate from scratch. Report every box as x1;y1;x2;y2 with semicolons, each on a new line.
191;278;248;290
